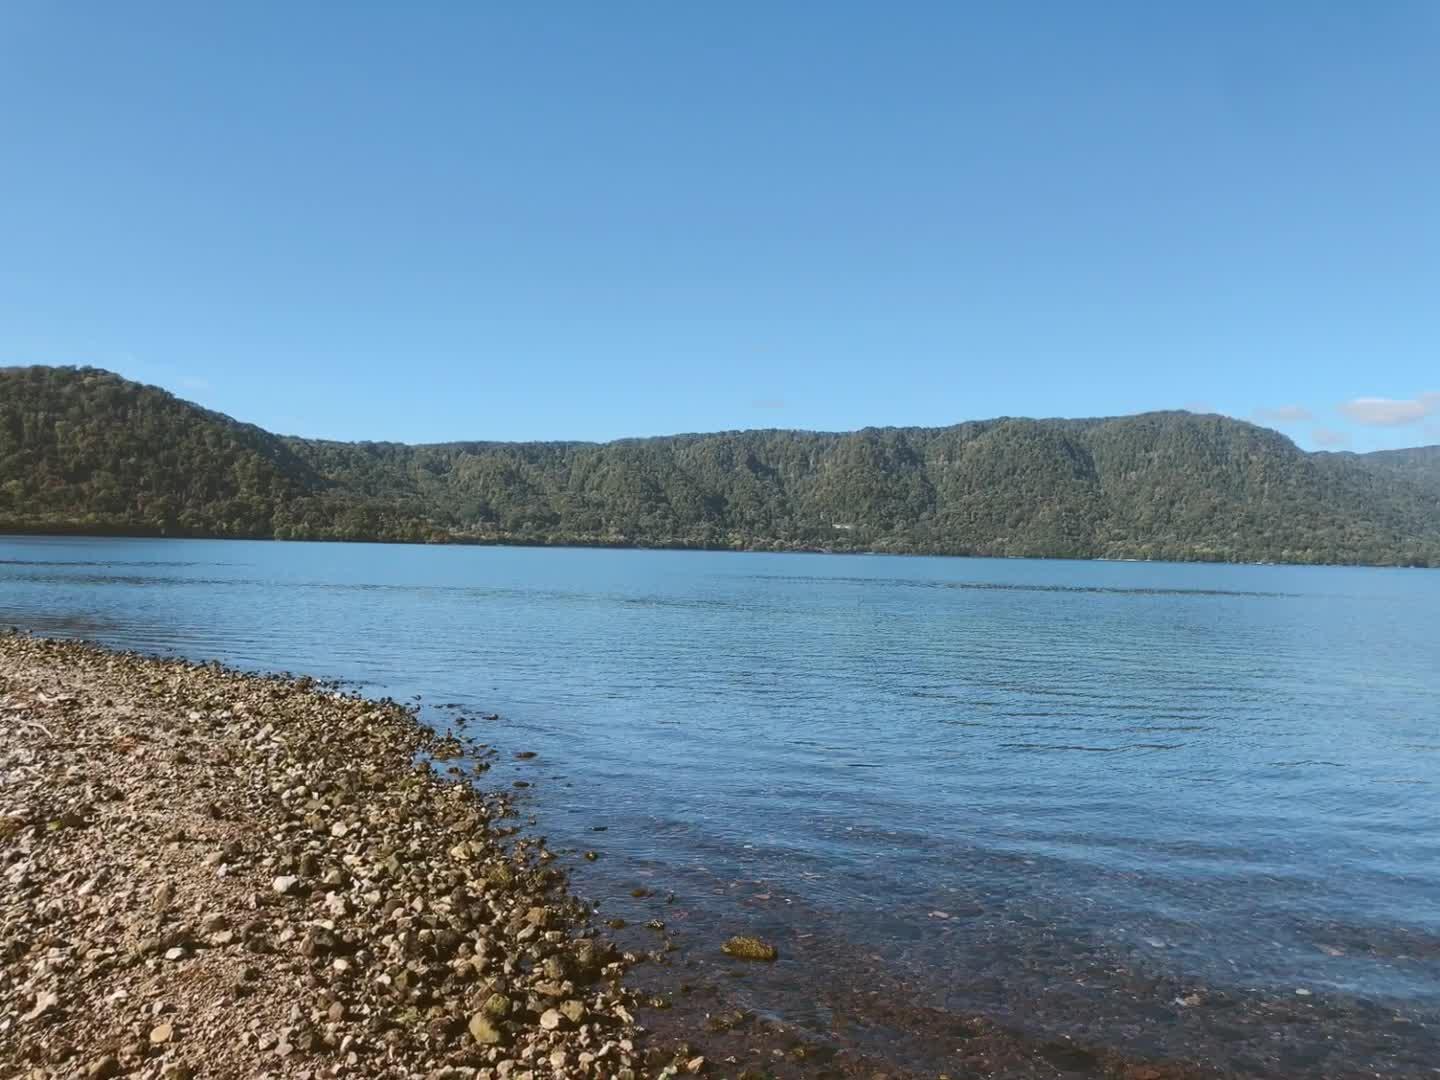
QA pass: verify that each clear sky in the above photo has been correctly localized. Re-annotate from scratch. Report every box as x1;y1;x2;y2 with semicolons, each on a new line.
2;3;1436;451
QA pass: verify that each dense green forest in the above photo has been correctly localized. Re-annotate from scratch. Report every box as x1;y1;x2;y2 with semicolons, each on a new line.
3;366;1439;565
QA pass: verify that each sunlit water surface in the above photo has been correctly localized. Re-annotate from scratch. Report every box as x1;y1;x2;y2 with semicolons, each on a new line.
4;537;1438;1073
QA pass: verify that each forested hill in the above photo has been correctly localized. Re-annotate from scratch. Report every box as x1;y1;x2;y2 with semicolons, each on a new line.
3;366;1439;566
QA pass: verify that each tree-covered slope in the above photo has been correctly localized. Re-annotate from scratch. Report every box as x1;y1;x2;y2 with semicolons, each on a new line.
3;366;1438;565
1342;445;1440;503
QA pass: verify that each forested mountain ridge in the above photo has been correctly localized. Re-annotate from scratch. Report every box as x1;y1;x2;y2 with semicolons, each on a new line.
3;366;1438;565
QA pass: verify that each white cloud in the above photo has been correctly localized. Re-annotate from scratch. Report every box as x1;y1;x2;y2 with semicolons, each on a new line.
1253;404;1313;424
1310;426;1350;448
1337;392;1440;426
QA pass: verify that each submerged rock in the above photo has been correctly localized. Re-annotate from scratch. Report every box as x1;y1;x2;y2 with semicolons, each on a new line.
721;936;779;961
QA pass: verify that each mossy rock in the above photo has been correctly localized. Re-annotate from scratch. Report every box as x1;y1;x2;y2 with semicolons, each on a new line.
467;1012;507;1045
721;935;778;961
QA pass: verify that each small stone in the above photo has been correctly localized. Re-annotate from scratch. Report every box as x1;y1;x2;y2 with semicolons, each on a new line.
22;990;59;1022
686;1057;707;1074
164;947;187;961
559;999;585;1024
87;1057;121;1079
482;993;511;1019
300;927;336;957
468;1012;507;1045
150;1022;175;1044
273;875;299;895
539;1008;564;1031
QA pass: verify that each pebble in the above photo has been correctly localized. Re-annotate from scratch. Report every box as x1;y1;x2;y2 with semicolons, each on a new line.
468;1013;507;1045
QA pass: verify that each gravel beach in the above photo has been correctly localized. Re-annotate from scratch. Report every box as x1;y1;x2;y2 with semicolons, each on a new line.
0;633;661;1080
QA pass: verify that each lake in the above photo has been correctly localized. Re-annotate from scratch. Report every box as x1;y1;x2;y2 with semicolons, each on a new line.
3;535;1438;1075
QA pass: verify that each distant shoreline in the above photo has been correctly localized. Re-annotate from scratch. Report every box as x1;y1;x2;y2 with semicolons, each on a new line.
7;368;1439;570
2;528;1434;570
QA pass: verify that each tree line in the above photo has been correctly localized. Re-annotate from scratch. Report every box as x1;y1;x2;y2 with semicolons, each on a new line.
3;366;1438;566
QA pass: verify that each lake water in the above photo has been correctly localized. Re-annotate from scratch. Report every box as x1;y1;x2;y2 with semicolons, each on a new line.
4;536;1439;1075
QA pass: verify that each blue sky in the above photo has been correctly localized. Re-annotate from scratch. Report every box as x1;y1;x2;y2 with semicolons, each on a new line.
2;3;1436;451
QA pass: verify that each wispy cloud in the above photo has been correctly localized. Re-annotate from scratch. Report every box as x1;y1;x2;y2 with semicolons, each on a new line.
1253;404;1313;424
1337;392;1440;427
1310;426;1350;448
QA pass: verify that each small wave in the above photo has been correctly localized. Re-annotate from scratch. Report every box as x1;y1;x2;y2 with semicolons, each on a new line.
745;573;1302;600
1121;724;1213;733
0;558;237;568
1270;760;1347;768
1001;742;1184;753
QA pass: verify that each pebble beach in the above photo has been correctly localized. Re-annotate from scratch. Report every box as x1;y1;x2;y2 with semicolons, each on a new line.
0;632;664;1080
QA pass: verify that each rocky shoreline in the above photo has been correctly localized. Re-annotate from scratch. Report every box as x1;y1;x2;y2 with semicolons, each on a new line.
0;633;672;1080
5;631;1383;1080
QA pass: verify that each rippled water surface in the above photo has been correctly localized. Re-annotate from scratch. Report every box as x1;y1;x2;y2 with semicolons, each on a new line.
4;537;1439;1073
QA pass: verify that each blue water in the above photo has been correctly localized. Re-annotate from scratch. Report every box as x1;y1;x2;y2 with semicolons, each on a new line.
4;536;1439;1071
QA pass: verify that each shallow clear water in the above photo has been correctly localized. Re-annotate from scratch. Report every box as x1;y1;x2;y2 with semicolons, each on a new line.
4;536;1439;1071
